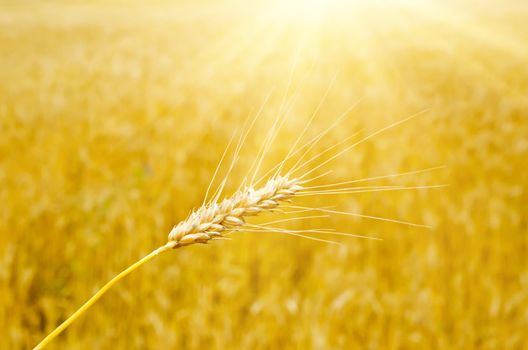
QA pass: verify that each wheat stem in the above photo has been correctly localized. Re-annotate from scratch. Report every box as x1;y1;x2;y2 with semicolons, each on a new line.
34;176;302;349
33;241;177;350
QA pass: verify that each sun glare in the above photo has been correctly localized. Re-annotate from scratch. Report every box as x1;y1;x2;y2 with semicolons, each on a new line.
266;0;424;26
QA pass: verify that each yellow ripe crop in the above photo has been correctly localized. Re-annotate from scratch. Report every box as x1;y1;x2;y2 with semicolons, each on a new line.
1;1;527;349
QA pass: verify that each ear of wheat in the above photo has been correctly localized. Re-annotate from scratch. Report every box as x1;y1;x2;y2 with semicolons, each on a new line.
168;176;303;246
34;106;444;349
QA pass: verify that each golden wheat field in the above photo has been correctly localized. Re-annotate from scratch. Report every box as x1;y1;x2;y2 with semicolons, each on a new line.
1;0;528;349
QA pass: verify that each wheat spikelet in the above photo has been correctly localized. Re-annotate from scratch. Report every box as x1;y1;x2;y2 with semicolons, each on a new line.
168;176;302;247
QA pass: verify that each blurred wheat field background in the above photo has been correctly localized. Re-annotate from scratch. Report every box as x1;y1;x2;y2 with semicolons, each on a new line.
1;0;527;349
